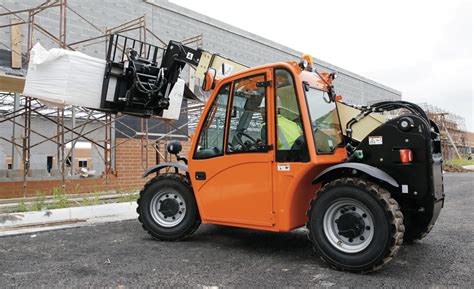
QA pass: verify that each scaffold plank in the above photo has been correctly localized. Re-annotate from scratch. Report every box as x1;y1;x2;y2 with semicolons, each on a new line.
0;74;25;93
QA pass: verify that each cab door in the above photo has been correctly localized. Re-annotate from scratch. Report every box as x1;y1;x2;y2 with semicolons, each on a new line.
189;69;275;229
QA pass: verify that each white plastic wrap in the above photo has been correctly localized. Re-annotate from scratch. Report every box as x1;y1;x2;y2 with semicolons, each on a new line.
162;78;185;120
23;43;106;109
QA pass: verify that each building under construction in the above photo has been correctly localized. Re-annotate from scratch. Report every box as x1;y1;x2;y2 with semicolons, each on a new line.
419;103;471;160
1;0;405;198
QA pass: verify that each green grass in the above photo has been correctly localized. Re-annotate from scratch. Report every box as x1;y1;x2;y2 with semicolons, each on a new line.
47;187;69;209
16;200;28;212
80;192;102;207
31;193;47;211
10;188;141;213
117;193;139;203
445;158;474;167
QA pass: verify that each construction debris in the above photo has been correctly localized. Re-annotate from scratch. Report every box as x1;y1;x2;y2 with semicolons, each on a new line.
443;164;469;173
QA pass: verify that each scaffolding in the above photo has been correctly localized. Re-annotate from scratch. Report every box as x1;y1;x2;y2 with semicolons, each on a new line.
419;103;470;159
0;0;204;195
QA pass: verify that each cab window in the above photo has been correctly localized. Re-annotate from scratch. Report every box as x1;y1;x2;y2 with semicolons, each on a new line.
227;74;268;154
304;87;343;154
194;84;230;159
275;68;309;162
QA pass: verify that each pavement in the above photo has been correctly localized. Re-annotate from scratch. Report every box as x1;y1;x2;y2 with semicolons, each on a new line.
0;203;137;237
0;173;473;287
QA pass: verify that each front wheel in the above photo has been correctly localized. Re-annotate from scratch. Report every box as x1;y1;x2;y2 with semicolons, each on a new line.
137;173;201;241
306;178;404;273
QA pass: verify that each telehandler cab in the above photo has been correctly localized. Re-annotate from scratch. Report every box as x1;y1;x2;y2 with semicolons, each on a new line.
104;35;444;273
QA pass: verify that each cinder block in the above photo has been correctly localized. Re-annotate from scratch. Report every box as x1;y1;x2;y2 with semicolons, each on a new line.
0;170;8;178
7;169;23;178
28;169;49;178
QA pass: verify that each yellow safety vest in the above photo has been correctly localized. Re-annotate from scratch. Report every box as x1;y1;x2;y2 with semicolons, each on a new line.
277;115;302;150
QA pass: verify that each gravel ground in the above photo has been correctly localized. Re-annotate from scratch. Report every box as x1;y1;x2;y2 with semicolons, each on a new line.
0;173;473;287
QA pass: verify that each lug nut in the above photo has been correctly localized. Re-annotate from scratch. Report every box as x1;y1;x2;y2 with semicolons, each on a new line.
340;209;345;214
174;195;178;199
349;238;353;242
351;207;356;211
180;202;183;205
165;194;169;198
362;213;367;218
366;226;370;230
360;236;365;241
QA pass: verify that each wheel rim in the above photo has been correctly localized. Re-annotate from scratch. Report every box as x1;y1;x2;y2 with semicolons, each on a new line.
150;189;186;228
323;198;375;253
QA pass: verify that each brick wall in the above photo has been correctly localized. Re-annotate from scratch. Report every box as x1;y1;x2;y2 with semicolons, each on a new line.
0;138;192;198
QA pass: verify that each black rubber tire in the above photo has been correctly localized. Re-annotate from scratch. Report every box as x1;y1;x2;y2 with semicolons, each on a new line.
306;178;404;273
137;173;201;241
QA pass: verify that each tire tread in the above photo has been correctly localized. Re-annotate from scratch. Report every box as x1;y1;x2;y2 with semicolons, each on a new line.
306;177;404;273
137;173;201;241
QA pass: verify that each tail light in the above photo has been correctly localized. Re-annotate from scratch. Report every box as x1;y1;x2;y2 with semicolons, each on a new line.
399;149;413;163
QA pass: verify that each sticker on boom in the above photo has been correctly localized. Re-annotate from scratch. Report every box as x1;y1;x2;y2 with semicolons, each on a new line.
368;136;383;145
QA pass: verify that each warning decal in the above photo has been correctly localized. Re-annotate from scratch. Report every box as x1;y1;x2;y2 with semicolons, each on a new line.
368;136;383;145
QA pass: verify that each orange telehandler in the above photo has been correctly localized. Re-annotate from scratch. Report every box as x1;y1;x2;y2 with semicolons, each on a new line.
100;34;445;273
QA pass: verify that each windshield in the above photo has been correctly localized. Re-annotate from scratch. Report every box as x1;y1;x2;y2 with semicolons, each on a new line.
304;87;343;153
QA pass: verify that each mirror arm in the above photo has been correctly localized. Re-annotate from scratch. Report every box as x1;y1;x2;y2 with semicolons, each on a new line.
327;85;336;102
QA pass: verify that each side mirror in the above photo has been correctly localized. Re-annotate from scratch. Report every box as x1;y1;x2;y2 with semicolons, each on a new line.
166;140;182;155
202;68;216;92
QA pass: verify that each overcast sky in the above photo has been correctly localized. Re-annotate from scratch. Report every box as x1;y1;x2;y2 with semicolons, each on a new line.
170;0;473;131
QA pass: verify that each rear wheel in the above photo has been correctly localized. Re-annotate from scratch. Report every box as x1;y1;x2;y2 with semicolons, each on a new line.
306;178;404;273
137;173;201;241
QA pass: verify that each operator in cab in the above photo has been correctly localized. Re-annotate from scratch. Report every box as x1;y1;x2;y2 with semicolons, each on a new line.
260;97;303;150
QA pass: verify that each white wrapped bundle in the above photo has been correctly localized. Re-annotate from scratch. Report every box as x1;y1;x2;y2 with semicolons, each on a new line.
23;43;106;109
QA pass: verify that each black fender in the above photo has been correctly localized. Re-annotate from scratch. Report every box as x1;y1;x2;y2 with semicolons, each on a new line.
142;162;188;178
312;163;399;188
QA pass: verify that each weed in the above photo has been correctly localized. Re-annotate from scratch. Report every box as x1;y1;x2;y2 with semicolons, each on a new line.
16;200;29;212
81;191;102;207
32;193;47;211
117;193;138;203
47;187;69;209
445;158;474;167
73;184;81;194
